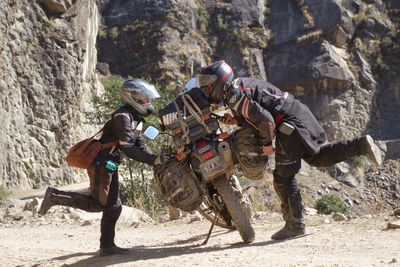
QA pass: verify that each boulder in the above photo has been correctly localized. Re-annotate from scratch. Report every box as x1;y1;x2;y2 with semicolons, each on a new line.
40;0;74;14
267;40;355;92
232;0;265;27
387;221;400;229
355;51;377;90
393;208;400;217
332;212;347;221
23;197;40;212
96;62;110;76
168;206;182;221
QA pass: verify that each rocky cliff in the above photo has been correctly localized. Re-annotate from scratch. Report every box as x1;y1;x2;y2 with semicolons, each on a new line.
97;0;399;140
0;0;101;190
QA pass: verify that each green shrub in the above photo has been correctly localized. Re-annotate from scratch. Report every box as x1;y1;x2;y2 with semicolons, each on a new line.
120;163;166;217
216;14;228;31
0;186;10;200
264;0;270;18
198;4;210;32
108;27;119;40
315;194;348;215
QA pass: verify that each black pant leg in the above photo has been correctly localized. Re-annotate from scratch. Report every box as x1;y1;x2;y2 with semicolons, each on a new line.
305;136;367;167
273;132;307;223
92;163;122;248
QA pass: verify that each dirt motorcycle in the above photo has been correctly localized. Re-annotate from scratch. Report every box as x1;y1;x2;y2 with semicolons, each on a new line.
144;86;257;244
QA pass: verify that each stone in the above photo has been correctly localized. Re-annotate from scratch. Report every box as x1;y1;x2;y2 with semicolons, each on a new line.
387;221;400;230
331;25;347;48
189;213;202;223
345;198;353;207
305;207;318;216
393;208;400;217
40;0;73;14
355;51;377;89
158;215;169;223
332;212;347;221
232;0;265;27
23;198;40;212
96;62;110;76
81;220;92;226
168;206;182;221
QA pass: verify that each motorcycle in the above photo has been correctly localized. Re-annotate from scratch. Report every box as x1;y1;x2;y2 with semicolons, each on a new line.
144;85;257;244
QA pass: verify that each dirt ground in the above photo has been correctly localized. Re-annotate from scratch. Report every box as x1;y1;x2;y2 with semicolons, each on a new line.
1;212;399;267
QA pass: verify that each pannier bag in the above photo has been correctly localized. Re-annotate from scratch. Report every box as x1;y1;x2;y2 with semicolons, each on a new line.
159;87;219;147
65;128;118;169
232;126;268;180
154;158;204;211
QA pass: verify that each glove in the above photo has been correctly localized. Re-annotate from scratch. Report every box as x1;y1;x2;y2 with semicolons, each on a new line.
262;145;274;156
220;113;237;125
154;152;171;165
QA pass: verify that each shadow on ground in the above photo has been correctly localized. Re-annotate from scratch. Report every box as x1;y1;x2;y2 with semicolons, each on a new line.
49;230;286;267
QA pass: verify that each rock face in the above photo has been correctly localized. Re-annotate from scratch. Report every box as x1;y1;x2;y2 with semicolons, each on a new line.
0;0;100;190
96;0;269;90
97;0;399;144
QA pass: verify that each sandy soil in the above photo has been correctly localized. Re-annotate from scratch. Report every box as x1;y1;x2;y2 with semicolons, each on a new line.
1;213;399;267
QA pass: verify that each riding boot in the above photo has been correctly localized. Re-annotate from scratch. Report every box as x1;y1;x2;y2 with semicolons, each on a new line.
99;245;130;257
39;187;103;215
99;203;126;256
271;180;305;240
306;135;382;167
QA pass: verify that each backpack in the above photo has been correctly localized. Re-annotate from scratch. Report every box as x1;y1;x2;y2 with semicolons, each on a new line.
65;128;118;169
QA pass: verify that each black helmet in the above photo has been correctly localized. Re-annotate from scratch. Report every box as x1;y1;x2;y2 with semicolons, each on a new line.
120;79;160;116
195;60;234;103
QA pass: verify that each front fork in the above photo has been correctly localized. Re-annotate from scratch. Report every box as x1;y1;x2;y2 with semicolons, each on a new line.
230;175;254;219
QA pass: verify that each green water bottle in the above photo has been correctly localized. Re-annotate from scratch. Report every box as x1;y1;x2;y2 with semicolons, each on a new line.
105;160;118;171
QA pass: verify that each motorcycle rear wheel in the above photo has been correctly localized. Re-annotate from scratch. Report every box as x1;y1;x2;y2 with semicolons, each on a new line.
212;177;255;243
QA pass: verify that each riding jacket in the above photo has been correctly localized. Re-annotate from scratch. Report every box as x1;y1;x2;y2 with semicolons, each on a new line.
99;105;156;165
226;78;327;155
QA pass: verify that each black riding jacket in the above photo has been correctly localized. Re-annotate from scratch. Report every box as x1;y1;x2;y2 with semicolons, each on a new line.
99;105;156;165
226;78;327;155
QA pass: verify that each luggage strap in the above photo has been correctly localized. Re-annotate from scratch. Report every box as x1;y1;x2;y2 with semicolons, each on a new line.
173;100;190;144
181;94;212;134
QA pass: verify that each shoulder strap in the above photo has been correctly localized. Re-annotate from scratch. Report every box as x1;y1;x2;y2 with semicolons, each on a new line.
89;127;105;139
90;126;119;151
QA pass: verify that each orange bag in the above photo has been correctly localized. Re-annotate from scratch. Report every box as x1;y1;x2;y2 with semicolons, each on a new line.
65;128;118;169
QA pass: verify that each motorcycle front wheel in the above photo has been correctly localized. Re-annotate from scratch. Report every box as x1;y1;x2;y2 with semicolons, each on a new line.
197;201;236;230
212;177;255;243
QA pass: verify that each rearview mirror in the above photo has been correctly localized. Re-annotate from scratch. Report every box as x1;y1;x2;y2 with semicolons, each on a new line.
143;126;160;140
185;77;197;91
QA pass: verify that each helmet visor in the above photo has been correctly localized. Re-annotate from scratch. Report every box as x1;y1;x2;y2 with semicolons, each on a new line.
139;82;160;99
123;79;160;99
194;74;217;88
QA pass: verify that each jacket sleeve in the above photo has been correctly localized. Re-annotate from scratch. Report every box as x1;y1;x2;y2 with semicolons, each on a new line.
229;93;275;145
113;113;157;165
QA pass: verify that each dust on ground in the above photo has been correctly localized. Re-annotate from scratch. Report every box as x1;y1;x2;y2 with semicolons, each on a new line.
1;210;399;267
